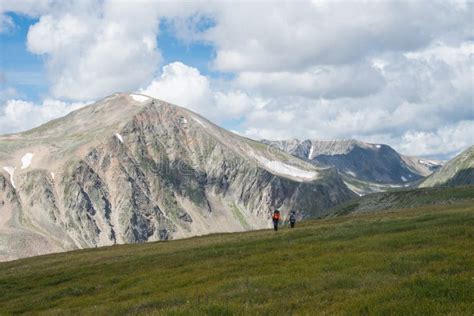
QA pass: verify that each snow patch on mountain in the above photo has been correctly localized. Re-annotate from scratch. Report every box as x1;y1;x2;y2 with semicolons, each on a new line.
418;159;441;167
344;181;363;196
115;133;124;143
250;153;317;180
346;171;356;177
2;166;16;189
130;94;150;103
51;172;55;180
21;153;34;169
401;176;407;182
308;145;314;159
193;117;206;128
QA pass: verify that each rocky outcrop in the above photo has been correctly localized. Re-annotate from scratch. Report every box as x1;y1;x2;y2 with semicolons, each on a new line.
0;93;355;261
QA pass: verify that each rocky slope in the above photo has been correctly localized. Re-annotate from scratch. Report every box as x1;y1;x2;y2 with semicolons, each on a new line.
262;139;443;195
0;93;355;261
420;145;474;187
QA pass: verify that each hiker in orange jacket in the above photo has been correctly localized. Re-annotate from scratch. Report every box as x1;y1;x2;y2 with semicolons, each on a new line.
272;209;281;231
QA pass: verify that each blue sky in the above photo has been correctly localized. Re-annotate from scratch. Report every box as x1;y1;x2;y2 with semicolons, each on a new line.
0;1;472;159
159;19;214;77
1;13;218;102
1;13;46;101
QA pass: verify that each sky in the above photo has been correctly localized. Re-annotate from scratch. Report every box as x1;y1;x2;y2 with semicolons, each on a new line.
0;1;473;160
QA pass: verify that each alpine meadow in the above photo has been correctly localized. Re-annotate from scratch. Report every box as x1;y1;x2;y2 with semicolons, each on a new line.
0;1;473;315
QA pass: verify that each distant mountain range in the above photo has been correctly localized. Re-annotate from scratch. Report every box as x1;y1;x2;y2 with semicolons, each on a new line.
261;139;444;195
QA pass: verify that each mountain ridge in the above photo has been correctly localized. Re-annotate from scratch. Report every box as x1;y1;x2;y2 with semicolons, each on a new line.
0;93;354;261
262;138;444;195
420;145;474;187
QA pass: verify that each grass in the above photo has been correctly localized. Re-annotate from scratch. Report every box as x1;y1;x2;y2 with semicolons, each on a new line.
0;202;473;315
333;185;474;215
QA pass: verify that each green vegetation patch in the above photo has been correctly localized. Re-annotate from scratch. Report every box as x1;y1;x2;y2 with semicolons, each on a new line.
229;202;251;229
333;185;474;215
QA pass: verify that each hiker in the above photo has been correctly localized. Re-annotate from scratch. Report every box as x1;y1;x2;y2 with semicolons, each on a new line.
272;209;281;231
289;210;296;228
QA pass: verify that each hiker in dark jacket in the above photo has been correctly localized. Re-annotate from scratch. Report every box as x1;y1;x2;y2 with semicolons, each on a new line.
272;209;281;231
289;210;296;228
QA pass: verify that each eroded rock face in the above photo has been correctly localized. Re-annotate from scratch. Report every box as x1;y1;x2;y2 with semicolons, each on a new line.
0;94;355;261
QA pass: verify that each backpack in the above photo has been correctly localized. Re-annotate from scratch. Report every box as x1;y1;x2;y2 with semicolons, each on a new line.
289;213;296;223
272;211;280;221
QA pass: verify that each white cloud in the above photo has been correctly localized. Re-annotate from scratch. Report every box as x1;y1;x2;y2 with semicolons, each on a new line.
17;1;210;101
204;1;473;72
235;62;385;98
140;62;259;121
0;87;19;102
0;14;14;33
397;121;474;158
235;40;473;157
140;62;212;112
25;1;162;101
404;41;474;104
0;0;58;33
1;1;472;160
0;0;56;17
214;90;262;118
0;98;87;134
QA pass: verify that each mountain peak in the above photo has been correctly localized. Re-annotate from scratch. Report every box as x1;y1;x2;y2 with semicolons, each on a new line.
0;93;354;261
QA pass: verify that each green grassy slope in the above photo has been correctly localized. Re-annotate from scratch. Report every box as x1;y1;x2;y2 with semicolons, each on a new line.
1;202;473;315
331;185;474;216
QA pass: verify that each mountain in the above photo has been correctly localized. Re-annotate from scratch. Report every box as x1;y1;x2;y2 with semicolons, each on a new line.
420;145;474;187
0;93;355;261
261;139;443;195
400;155;444;177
